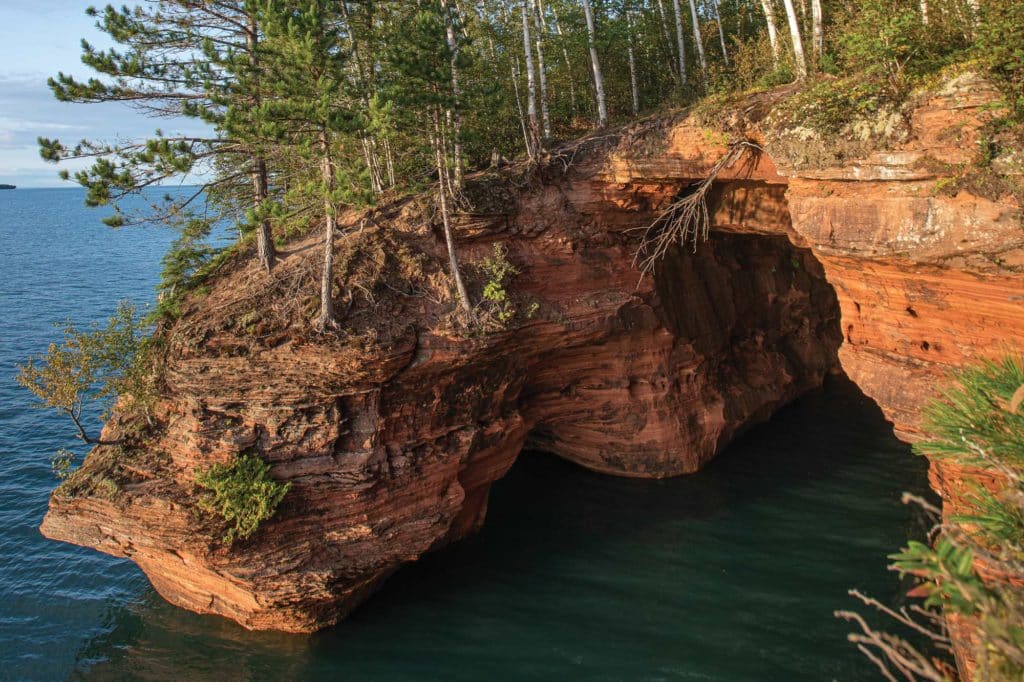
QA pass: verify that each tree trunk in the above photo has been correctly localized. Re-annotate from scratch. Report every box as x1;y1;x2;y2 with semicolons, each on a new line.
581;0;608;127
433;109;472;315
760;0;781;64
318;130;337;331
712;0;730;66
383;137;395;188
251;156;275;273
626;5;640;116
510;56;532;156
246;13;275;273
361;138;383;195
687;0;707;73
520;0;541;156
531;0;551;140
442;0;465;188
670;0;688;84
655;0;679;79
781;0;808;79
810;0;823;67
919;0;928;24
549;5;578;116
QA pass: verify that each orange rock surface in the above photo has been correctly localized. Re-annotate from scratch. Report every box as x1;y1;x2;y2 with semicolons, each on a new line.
41;73;1022;638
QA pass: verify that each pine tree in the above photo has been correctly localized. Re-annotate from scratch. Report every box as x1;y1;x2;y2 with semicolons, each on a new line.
259;0;366;330
40;2;278;272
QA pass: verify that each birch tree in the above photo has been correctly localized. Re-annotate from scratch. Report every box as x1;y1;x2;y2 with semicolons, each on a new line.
760;0;782;64
441;0;466;187
625;1;641;115
654;0;680;80
581;0;609;127
711;0;730;66
671;0;689;84
388;3;473;315
810;0;823;68
531;0;552;140
548;3;579;116
687;0;707;73
781;0;808;78
520;0;542;155
260;0;362;331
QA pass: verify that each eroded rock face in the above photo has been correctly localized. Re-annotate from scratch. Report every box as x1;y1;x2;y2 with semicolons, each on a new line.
41;73;1022;634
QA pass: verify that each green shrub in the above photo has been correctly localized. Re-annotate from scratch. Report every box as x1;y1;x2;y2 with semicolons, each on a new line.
975;0;1024;118
911;357;1024;677
473;243;537;331
916;355;1024;469
837;0;951;99
480;243;519;324
195;453;291;544
707;34;792;96
841;356;1024;680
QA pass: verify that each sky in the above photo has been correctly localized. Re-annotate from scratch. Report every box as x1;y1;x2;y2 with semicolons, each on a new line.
0;1;207;187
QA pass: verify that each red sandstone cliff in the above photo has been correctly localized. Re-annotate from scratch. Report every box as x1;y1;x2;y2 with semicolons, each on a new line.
40;73;1022;638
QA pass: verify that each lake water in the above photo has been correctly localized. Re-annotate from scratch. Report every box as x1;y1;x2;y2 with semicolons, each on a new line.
0;187;931;680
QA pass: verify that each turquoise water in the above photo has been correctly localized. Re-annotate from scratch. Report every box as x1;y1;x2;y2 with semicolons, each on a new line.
1;188;931;681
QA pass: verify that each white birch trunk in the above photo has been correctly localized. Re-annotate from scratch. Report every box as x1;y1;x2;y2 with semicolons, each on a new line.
245;14;275;272
441;0;464;188
581;0;608;127
781;0;808;79
520;0;541;155
531;0;551;140
712;0;729;66
510;57;532;156
549;5;579;114
626;5;640;115
760;0;781;64
655;0;679;79
432;109;472;315
688;0;707;72
318;130;337;331
671;0;688;84
811;0;823;67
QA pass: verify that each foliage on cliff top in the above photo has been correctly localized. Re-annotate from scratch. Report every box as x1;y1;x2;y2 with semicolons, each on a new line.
196;453;291;544
768;0;1024;159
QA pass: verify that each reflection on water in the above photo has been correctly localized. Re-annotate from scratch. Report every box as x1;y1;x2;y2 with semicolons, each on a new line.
70;376;932;681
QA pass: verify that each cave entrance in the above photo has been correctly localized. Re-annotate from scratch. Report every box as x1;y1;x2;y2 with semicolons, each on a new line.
520;178;844;478
329;375;927;680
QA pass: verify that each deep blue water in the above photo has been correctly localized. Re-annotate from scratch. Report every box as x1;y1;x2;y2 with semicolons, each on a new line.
1;187;931;681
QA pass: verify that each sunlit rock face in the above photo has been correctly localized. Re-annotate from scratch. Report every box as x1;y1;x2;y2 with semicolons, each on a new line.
41;73;1021;637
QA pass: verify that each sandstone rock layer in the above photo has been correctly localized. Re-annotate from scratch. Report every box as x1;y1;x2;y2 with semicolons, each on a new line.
41;73;1023;635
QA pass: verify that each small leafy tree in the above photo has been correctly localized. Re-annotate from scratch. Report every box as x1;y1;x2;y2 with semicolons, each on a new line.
479;243;520;327
17;301;156;474
196;453;291;543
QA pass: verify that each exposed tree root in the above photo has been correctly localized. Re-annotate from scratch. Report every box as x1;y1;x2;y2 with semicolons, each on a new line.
631;139;762;279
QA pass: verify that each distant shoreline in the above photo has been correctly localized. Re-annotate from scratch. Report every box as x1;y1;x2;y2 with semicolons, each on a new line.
0;184;204;191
